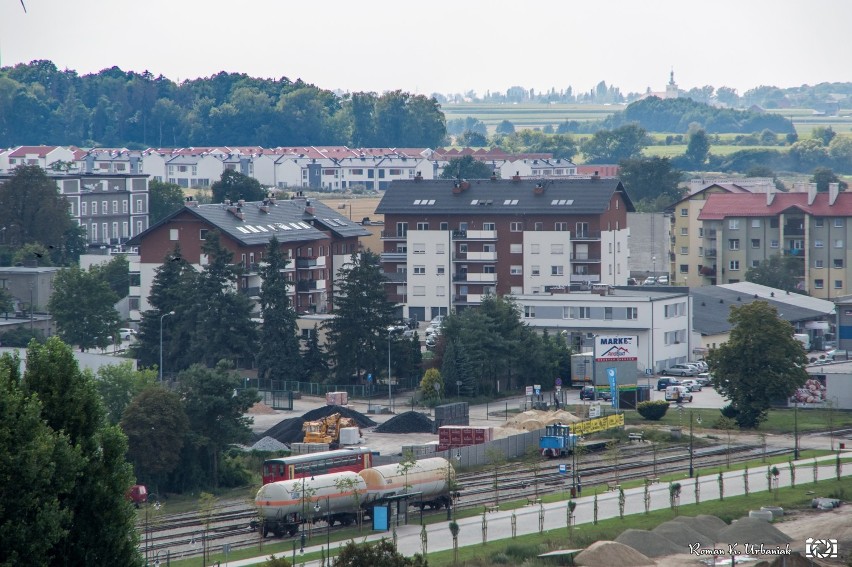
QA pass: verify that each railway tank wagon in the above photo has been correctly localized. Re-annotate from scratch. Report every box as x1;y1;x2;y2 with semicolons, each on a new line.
359;457;455;510
255;471;367;537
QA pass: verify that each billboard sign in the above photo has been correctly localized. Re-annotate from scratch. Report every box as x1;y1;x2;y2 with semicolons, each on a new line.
594;335;638;362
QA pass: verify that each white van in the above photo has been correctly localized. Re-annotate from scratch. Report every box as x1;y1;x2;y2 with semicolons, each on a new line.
665;385;693;403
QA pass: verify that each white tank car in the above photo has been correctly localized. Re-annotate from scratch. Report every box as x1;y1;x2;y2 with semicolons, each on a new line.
359;457;455;508
255;471;367;536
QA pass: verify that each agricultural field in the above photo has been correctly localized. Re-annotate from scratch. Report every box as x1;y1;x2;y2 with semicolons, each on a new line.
441;102;621;132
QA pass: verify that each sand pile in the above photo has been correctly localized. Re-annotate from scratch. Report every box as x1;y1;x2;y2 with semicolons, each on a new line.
574;541;655;566
673;515;725;541
374;411;434;433
652;520;715;549
519;419;545;431
716;517;791;546
615;529;682;557
248;401;277;414
503;409;580;432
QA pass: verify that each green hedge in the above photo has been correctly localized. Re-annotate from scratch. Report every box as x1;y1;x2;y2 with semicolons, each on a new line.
637;400;670;421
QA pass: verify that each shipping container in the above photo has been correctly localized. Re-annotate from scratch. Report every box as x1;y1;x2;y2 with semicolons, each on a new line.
326;391;349;406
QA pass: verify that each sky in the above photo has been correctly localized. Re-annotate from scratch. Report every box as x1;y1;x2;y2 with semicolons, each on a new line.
2;0;851;98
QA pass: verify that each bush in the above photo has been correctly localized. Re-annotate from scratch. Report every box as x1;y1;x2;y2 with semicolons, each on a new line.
637;400;670;421
1;327;46;347
720;404;739;418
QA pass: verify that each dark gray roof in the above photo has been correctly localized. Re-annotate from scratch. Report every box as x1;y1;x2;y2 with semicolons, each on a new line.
375;178;634;215
691;286;827;336
132;198;369;247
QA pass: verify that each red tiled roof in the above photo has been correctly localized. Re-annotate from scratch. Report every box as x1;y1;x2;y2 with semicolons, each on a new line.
698;192;852;220
9;145;60;157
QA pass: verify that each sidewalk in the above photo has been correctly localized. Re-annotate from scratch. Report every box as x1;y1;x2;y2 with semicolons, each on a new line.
231;452;849;566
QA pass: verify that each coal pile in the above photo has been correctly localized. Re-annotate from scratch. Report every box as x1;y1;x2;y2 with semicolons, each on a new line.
374;411;435;433
263;416;307;444
301;405;377;428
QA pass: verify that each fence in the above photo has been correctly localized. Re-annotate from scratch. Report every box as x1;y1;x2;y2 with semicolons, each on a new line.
373;429;544;468
241;378;419;400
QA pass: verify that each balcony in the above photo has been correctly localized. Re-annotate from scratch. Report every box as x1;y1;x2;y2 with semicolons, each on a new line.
699;266;716;277
705;229;717;238
381;231;408;239
297;279;327;292
570;253;601;262
783;249;805;257
296;256;326;269
240;286;261;298
783;224;805;236
380;252;407;262
570;274;601;283
465;251;497;261
705;249;717;258
465;272;497;283
572;231;601;240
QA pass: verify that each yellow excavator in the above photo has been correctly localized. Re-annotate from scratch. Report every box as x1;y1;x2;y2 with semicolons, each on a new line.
302;413;358;448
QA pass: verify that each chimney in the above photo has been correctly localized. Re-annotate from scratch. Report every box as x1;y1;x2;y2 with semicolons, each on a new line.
829;182;840;205
766;185;776;206
414;171;423;182
807;182;817;205
512;171;521;182
184;196;198;208
305;199;315;216
227;206;244;220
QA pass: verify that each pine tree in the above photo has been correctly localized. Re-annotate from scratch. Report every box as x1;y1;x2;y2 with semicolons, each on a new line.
257;235;302;384
302;324;329;382
323;252;395;381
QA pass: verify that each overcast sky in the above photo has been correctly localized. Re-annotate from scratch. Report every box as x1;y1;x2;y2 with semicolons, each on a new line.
2;0;850;98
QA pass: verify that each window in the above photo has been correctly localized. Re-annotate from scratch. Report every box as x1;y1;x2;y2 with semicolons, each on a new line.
483;222;495;231
199;229;208;240
699;227;704;237
551;244;564;254
511;286;523;295
81;202;87;215
92;201;98;214
436;265;445;275
91;223;97;241
436;243;445;254
136;220;142;234
679;264;689;274
102;200;108;214
680;208;688;217
575;222;588;237
413;243;425;254
815;240;824;248
510;243;522;253
396;222;408;237
396;244;407;253
815;260;824;269
122;200;128;213
815;218;824;228
169;228;178;241
770;239;779;248
562;306;571;319
835;280;843;289
604;307;613;320
751;260;760;268
551;265;564;276
483;265;496;274
510;222;523;232
729;219;739;230
729;239;740;250
122;222;128;237
524;306;535;318
836;239;844;248
136;198;143;213
530;244;540;254
751;219;761;228
112;200;118;213
483;243;495;252
835;219;844;228
510;265;523;275
416;222;429;230
729;260;740;271
434;286;445;296
413;286;425;296
664;302;686;317
680;227;688;236
459;244;467;253
531;265;540;276
815;279;824;289
396;265;407;274
413;265;425;275
578;306;591;319
699;247;704;256
627;307;638;320
680;246;688;255
834;259;844;269
554;222;568;231
534;222;543;231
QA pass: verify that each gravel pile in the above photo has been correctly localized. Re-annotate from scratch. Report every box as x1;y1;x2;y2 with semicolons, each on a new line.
716;517;792;546
673;515;725;541
301;405;377;428
249;436;289;452
374;411;434;433
247;401;277;414
615;528;683;557
263;416;307;444
574;541;655;566
652;519;715;549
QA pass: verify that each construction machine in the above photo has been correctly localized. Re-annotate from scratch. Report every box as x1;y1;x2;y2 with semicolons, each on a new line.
302;413;359;448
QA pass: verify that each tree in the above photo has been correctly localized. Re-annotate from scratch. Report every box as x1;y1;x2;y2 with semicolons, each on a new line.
810;167;848;192
438;155;493;180
745;255;804;292
21;337;141;565
149;179;185;224
48;264;121;351
457;130;487;146
332;538;427;567
706;301;809;428
121;386;189;491
811;126;836;146
323;252;395;382
684;128;710;168
12;243;52;266
495;120;515;134
618;157;683;210
210;169;266;204
91;253;130;298
0;351;84;566
257;235;302;383
95;361;158;425
301;324;329;382
420;368;443;402
581;124;649;163
0;165;78;263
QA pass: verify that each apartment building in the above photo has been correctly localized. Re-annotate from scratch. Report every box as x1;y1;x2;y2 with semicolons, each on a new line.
697;183;851;299
126;195;369;322
375;177;633;321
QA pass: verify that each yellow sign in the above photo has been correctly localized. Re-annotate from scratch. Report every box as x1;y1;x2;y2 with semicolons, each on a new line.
571;413;624;436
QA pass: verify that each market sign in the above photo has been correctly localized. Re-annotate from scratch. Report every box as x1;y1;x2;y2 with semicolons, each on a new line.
594;335;638;362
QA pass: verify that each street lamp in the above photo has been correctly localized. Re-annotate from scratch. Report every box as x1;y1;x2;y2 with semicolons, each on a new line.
652;256;656;280
387;327;394;413
793;400;800;460
689;412;701;478
159;311;175;382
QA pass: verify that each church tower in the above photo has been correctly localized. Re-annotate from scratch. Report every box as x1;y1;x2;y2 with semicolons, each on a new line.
665;69;679;99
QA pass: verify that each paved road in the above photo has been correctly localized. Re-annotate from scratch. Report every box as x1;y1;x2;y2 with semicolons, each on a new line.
231;451;851;567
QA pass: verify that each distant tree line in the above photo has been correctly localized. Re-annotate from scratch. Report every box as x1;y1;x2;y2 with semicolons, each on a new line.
0;60;446;148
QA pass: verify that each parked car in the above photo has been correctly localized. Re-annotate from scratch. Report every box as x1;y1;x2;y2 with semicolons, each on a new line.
402;328;418;339
696;373;713;387
627;278;640;286
665;385;693;403
662;364;698;377
425;325;441;338
118;328;137;341
642;277;657;286
656;274;670;285
425;335;438;349
692;361;708;372
431;315;446;327
580;385;612;401
679;379;703;392
657;377;681;391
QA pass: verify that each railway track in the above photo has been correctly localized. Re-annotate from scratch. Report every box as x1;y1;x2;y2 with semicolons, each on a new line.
139;441;791;560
